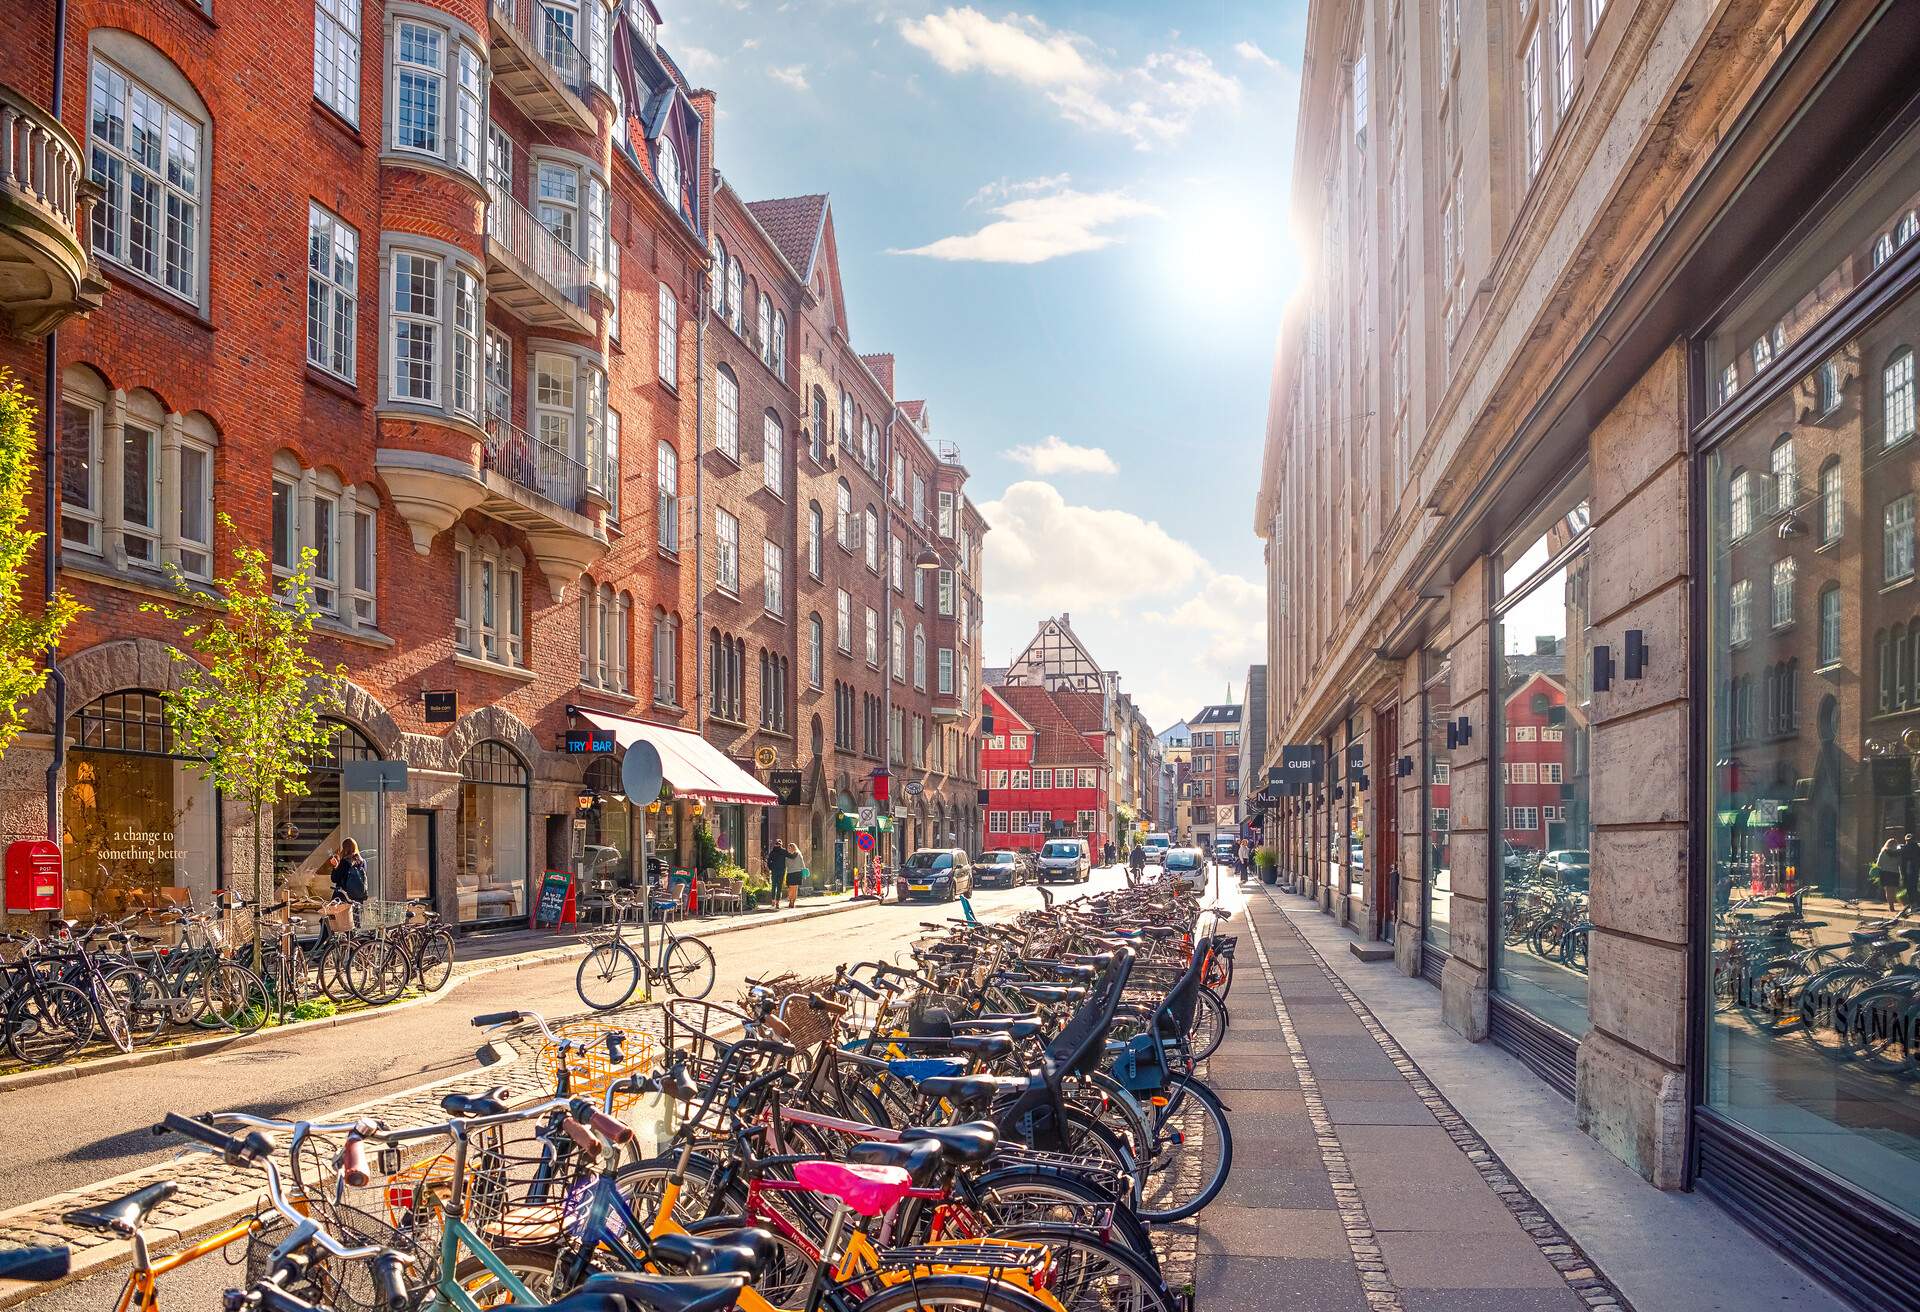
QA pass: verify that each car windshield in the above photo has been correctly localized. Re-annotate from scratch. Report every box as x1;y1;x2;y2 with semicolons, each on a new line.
905;852;953;870
1042;842;1080;858
1166;852;1200;869
977;853;1012;864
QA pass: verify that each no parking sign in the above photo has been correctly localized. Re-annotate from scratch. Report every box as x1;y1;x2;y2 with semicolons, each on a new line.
855;831;876;852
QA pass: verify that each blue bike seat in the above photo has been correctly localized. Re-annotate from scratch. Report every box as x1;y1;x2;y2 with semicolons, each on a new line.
888;1057;967;1083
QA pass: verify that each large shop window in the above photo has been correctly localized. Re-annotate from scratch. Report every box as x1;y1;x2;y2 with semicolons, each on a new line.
1424;649;1455;959
1703;120;1920;1231
61;691;219;919
271;719;382;901
581;756;635;886
1492;473;1593;1041
457;740;529;923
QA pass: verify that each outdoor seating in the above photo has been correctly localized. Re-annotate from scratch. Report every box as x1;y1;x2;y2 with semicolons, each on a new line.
699;875;744;916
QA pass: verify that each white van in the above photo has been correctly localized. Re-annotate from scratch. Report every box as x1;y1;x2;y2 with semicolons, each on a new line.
1037;838;1091;883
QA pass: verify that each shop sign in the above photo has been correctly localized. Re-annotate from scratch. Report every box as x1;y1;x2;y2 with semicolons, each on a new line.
1872;757;1913;797
768;770;804;805
424;691;457;724
565;728;617;754
1347;742;1366;776
534;870;574;928
1272;746;1324;787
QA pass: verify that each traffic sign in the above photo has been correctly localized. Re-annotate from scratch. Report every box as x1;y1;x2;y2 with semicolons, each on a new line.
857;805;877;828
621;740;664;803
855;831;875;852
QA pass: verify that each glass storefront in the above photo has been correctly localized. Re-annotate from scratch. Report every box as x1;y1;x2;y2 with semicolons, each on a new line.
1346;719;1366;899
272;719;381;901
1493;475;1594;1040
581;757;636;886
457;740;529;923
1425;651;1454;956
1704;124;1920;1223
61;691;218;917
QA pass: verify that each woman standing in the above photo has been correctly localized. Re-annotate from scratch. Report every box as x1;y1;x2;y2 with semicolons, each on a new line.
328;838;370;924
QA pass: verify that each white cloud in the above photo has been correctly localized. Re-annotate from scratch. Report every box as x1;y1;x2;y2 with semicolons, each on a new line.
893;180;1159;264
1234;40;1280;69
1005;436;1118;476
768;64;811;91
741;37;761;50
898;8;1239;148
971;173;1074;206
980;482;1200;612
678;44;721;75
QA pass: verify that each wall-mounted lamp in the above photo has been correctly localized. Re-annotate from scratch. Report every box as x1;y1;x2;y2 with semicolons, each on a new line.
1396;755;1414;778
1593;644;1616;693
1446;716;1472;750
1625;629;1650;680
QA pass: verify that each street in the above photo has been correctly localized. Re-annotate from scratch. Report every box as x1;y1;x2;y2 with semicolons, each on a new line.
0;869;1132;1311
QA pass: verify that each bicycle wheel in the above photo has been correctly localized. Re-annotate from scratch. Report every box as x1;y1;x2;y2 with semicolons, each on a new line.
662;935;716;1000
1137;1072;1233;1223
5;982;93;1065
413;928;456;993
1188;987;1228;1061
347;939;410;1006
576;941;642;1012
452;1243;568;1306
315;937;357;1003
969;1167;1156;1266
203;961;271;1033
991;1223;1182;1312
92;984;133;1053
851;1272;1059;1312
103;965;169;1046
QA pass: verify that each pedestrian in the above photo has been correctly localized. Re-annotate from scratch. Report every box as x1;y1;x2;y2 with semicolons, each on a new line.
766;838;789;911
781;838;804;908
1900;832;1920;908
327;838;369;924
1874;834;1903;911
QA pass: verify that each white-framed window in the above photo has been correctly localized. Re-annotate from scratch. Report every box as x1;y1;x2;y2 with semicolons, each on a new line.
454;527;522;665
727;258;744;334
771;312;787;376
913;475;927;525
533;351;576;460
1511;806;1540;832
1010;811;1027;833
891;614;906;680
654;131;681;215
1431;760;1451;784
808;615;823;689
937;569;954;616
938;647;954;694
1079;768;1096;788
764;540;784;615
865;606;879;666
891;452;905;503
60;374;217;581
307;204;358;381
1819;585;1842;666
1522;23;1543;179
864;509;879;572
1819;458;1843;544
1543;762;1564;785
1770;436;1796;514
656;441;679;552
807;504;822;578
836;589;851;653
657;283;679;386
1035;768;1052;790
762;411;783;496
384;246;481;418
1541;727;1563;742
913;625;926;690
536;159;579;249
1013;770;1031;790
1886;348;1916;446
913;562;925;608
715;366;739;460
1728;469;1754;539
587;175;610;292
890;535;903;592
1552;0;1573;115
390;16;483;181
715;508;739;593
989;811;1008;835
87;55;204;302
1513;725;1537;742
937;491;954;538
756;294;773;363
1011;734;1028;750
653;608;680;706
576;580;630;692
1729;578;1754;645
314;0;361;122
1770;557;1795;629
1886;494;1916;582
836;481;853;549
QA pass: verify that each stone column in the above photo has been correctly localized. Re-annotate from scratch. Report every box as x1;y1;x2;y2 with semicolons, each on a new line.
1442;560;1492;1041
102;389;126;563
1578;344;1691;1189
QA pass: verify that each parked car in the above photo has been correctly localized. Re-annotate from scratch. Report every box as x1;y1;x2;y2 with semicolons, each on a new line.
1036;838;1091;883
1162;846;1207;890
1540;848;1590;887
898;848;973;902
1142;832;1172;861
972;849;1032;888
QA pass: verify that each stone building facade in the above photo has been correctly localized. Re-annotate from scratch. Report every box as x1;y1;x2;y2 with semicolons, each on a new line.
1255;0;1920;1302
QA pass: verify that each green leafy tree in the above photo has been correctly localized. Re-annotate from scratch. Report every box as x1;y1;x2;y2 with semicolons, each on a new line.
143;517;345;967
0;372;83;757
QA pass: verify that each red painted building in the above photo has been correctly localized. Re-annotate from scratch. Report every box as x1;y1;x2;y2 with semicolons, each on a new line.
980;685;1107;853
1500;671;1574;855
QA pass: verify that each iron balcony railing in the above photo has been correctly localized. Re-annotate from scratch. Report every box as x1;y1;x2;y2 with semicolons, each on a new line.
484;409;587;514
490;0;591;99
487;182;589;312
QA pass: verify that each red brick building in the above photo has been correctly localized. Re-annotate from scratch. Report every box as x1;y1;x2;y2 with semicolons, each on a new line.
0;1;983;928
980;685;1107;854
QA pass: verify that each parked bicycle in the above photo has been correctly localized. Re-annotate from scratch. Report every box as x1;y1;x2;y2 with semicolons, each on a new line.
576;889;717;1009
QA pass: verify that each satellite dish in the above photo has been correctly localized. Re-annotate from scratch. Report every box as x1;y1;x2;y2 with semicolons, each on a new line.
621;740;664;804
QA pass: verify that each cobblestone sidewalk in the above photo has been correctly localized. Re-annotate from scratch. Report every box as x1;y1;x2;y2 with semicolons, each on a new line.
1195;894;1633;1311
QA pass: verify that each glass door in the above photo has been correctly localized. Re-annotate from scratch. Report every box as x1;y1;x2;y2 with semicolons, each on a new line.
403;809;436;904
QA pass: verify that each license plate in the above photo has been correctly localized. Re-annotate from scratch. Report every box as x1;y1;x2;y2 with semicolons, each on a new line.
910;884;931;892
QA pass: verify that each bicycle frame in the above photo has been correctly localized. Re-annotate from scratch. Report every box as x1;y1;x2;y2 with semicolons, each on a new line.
111;1214;259;1312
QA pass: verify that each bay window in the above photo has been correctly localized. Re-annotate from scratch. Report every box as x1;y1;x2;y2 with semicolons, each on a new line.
537;160;580;249
938;648;954;694
87;48;206;305
387;11;484;185
383;239;483;423
59;371;216;582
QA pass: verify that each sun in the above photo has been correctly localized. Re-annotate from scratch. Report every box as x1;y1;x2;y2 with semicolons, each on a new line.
1160;188;1304;317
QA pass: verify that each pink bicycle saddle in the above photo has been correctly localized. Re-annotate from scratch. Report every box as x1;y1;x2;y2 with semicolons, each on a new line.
793;1159;913;1217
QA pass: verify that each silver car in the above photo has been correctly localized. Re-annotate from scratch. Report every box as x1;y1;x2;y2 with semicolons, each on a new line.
1036;838;1091;883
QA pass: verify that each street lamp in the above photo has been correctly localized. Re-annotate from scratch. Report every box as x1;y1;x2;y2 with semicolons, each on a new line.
914;545;940;571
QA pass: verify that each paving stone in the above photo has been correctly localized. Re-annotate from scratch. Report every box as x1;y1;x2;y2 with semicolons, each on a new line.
1194;1253;1373;1311
1323;1099;1441;1126
1376;1231;1571;1289
1400;1288;1590;1311
1214;1088;1309;1117
1194;1203;1350;1259
1219;1164;1339;1209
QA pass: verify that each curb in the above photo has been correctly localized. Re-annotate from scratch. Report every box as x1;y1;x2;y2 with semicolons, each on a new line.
0;895;876;1096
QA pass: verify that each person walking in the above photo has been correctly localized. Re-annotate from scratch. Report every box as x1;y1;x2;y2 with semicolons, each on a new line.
766;838;790;911
327;838;369;925
777;838;804;907
1874;833;1903;912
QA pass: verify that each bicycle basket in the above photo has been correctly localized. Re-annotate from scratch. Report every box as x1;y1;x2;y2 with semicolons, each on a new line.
246;1202;434;1312
457;1122;599;1248
773;992;848;1055
536;1014;666;1104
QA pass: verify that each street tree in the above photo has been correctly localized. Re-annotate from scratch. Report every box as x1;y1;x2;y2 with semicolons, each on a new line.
144;516;345;968
0;372;82;759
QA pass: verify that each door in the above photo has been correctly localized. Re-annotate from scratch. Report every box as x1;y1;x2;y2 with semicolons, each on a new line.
1374;702;1399;941
403;809;437;905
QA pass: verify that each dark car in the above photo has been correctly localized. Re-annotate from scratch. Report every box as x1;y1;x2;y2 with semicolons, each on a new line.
898;848;973;902
973;849;1031;887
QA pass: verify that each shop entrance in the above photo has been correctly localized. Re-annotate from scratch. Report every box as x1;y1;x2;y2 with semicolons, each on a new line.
1373;701;1399;941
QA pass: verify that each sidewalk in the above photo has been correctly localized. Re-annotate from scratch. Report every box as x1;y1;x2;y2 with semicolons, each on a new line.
1199;893;1629;1311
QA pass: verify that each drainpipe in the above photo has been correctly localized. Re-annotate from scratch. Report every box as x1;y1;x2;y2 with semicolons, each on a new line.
692;277;707;727
43;0;69;845
881;409;895;864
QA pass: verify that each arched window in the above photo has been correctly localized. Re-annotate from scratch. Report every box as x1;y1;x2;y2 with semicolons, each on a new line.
1885;347;1915;447
1769;435;1796;514
709;627;725;717
771;312;787;375
913;625;926;690
808;614;824;689
710;237;728;315
654;132;681;214
459;740;530;924
891;614;906;680
836;480;853;548
1818;457;1843;544
810;388;828;464
726;257;743;332
1818;584;1842;667
1728;468;1753;538
864;507;879;572
715;365;740;460
757;293;773;362
807;502;822;578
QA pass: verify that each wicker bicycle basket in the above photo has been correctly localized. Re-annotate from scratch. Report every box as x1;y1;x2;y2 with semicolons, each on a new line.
535;1014;666;1105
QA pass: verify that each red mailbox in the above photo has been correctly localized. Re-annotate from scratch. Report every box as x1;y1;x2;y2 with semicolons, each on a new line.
5;840;63;913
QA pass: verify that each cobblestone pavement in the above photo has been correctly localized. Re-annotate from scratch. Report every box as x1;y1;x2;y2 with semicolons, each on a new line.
1194;890;1633;1311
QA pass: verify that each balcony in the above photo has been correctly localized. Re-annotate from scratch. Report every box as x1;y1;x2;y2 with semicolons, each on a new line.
376;410;605;601
487;0;596;134
0;83;105;338
486;184;593;332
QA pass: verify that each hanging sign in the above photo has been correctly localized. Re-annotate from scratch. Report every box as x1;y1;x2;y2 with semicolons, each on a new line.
424;691;457;724
1272;746;1324;787
768;770;804;805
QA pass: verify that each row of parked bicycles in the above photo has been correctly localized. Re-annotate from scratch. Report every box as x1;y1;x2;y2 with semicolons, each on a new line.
1499;872;1591;973
0;893;458;1067
1713;888;1920;1073
0;879;1234;1311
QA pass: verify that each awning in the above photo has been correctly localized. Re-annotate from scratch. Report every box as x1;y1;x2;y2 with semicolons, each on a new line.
575;709;778;805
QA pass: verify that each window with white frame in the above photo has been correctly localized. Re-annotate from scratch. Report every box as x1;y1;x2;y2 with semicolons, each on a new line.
989;811;1007;834
536;160;580;249
913;625;925;690
937;569;954;616
808;615;823;688
1035;768;1052;790
59;373;216;580
1730;578;1754;646
533;351;576;459
1013;770;1030;790
1886;494;1916;582
891;615;905;680
1079;768;1096;788
727;258;743;334
762;411;783;496
938;647;953;694
864;509;879;572
1886;348;1916;446
756;294;772;364
657;284;679;386
836;589;851;652
1729;469;1754;539
1770;557;1795;629
709;236;728;320
87;54;205;303
1819;585;1842;666
865;607;879;666
890;535;903;592
1770;436;1797;514
763;540;784;616
653;131;681;215
715;366;739;460
314;0;361;122
715;509;739;593
307;204;358;381
385;244;482;419
577;580;631;692
453;527;522;665
836;481;853;549
389;15;482;180
937;491;954;538
1522;21;1543;179
653;608;679;705
770;312;786;376
657;442;679;552
912;474;926;525
807;504;822;578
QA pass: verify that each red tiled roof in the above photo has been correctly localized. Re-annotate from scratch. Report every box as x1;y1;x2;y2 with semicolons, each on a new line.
992;686;1104;767
1052;690;1106;735
860;353;895;394
745;194;827;275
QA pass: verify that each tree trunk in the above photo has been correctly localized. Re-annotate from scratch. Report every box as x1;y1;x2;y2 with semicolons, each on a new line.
252;802;264;974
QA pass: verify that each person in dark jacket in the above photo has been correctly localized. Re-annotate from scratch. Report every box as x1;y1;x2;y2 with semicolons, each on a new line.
328;838;369;924
766;839;790;909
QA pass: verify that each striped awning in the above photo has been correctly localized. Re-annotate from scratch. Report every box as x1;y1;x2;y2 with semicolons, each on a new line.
574;710;778;805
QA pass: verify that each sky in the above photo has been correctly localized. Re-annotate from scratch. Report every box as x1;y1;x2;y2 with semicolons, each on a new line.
662;1;1310;730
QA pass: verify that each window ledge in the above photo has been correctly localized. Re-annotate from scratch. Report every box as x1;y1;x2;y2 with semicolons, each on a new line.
305;365;363;405
313;618;395;650
657;546;681;564
62;556;218;605
1882;576;1916;594
453;651;536;683
98;264;214;331
573;681;636;705
762;608;786;624
711;448;742;469
311;99;365;146
716;584;740;601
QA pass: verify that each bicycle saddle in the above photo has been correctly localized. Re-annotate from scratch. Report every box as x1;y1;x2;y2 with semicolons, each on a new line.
1009;983;1086;1005
846;1138;943;1184
648;1228;776;1279
63;1181;177;1235
889;1033;1014;1060
793;1160;913;1217
1850;929;1888;947
894;1121;998;1164
440;1086;511;1117
912;1073;1027;1107
950;1016;1044;1042
1018;958;1099;982
549;1272;746;1312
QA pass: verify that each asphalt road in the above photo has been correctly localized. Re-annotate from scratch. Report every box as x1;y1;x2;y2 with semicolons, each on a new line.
3;866;1140;1311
